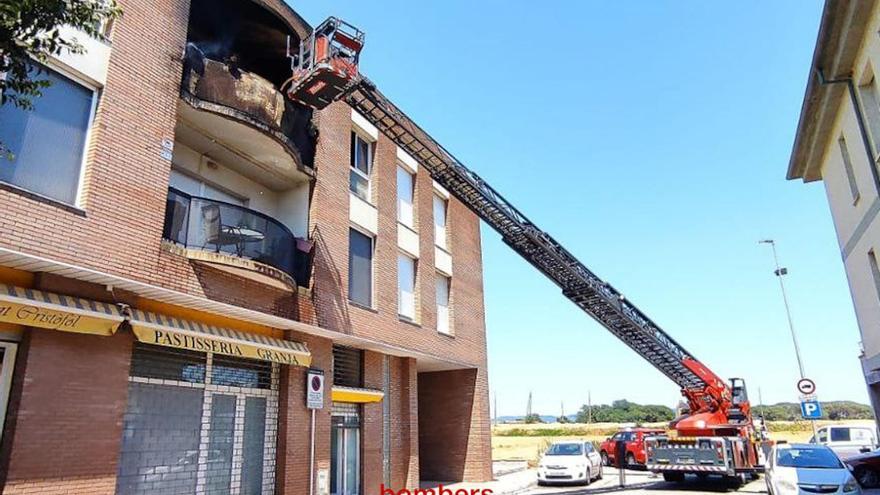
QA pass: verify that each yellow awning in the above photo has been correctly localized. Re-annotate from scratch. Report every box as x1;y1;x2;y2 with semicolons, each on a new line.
331;386;384;403
129;309;311;367
0;284;123;336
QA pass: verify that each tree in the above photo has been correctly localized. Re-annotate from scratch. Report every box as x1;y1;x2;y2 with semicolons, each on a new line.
0;0;121;155
523;413;544;424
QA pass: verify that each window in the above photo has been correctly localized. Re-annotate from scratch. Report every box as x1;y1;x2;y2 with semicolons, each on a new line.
350;132;373;201
398;254;416;320
433;194;448;249
0;64;95;204
870;250;880;304
830;428;851;442
397;165;415;228
333;345;363;388
349;228;374;307
859;69;880;155
0;342;17;444
169;169;247;206
839;136;860;203
436;273;451;334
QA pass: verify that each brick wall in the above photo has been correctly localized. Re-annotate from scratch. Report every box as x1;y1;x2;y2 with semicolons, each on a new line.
417;369;492;483
0;329;133;495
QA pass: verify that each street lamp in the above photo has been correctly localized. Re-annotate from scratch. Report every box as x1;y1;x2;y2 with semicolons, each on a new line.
759;239;816;436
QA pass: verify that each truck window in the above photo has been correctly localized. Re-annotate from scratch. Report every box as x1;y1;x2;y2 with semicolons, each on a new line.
852;429;873;442
817;429;828;443
830;428;851;442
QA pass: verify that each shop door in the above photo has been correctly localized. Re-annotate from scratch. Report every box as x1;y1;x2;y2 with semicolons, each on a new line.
331;404;361;495
116;344;278;495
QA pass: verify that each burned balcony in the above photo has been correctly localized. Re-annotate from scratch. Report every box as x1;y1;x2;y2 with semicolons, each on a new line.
178;44;316;186
163;187;313;288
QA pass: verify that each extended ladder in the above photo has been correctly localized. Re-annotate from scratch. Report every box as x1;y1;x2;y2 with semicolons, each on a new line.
346;78;707;392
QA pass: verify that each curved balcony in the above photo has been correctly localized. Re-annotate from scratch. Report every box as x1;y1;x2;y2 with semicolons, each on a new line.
163;187;313;288
179;44;316;188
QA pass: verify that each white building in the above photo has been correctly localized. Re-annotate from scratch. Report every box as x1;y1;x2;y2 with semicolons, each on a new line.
788;0;880;418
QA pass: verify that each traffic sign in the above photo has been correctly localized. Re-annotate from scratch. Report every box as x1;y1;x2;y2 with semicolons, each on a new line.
800;399;822;419
306;369;324;409
797;378;816;395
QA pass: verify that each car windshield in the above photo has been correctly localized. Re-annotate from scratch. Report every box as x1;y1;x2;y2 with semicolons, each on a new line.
546;443;583;456
776;447;843;469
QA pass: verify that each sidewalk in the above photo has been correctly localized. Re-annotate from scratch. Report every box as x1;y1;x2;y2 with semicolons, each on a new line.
420;467;537;495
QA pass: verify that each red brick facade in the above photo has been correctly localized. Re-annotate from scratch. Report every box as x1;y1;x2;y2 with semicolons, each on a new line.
0;0;492;492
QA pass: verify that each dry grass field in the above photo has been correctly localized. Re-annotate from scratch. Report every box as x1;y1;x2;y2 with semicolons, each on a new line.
492;420;876;464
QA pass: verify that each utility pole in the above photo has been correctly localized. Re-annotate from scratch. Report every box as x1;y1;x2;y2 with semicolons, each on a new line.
588;391;593;424
759;239;816;437
526;391;533;420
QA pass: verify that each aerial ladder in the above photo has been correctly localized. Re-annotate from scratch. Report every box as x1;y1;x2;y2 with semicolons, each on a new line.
286;17;766;484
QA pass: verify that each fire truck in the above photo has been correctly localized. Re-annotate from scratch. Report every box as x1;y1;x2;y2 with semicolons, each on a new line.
286;17;767;486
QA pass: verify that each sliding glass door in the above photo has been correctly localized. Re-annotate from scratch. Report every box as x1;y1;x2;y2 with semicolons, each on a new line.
331;405;361;495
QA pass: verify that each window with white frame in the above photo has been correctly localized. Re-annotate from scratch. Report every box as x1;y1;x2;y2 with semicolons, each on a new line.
0;63;96;205
433;194;448;250
350;132;373;201
838;136;860;204
398;254;416;320
397;165;415;228
349;228;374;307
436;273;451;334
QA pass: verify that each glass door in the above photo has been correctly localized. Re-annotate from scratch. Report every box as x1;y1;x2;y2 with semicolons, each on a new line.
331;411;361;495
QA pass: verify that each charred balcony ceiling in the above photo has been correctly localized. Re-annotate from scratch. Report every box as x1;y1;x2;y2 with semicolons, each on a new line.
182;0;317;174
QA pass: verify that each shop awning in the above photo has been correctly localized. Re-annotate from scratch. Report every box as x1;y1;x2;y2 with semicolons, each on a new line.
0;284;124;336
129;309;311;367
331;386;384;403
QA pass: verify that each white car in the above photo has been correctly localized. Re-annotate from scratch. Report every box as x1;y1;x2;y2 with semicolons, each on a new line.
810;425;878;460
537;441;603;486
766;443;860;495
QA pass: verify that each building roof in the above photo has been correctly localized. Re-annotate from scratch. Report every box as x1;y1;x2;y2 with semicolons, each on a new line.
787;0;876;182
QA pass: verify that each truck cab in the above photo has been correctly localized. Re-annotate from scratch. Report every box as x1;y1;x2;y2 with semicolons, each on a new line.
810;425;878;460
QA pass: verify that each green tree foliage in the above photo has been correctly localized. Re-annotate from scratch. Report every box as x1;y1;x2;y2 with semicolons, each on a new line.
0;0;121;155
755;401;874;421
575;399;675;423
524;413;544;424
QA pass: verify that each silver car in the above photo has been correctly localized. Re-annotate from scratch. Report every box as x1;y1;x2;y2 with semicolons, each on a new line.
766;443;860;495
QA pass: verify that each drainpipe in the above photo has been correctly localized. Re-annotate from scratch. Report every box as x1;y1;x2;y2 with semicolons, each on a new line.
816;68;880;195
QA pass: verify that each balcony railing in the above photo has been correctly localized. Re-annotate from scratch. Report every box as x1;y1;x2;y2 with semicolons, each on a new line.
163;187;313;287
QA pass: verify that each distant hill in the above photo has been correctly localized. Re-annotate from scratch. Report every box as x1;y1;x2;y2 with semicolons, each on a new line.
495;400;874;424
754;401;873;421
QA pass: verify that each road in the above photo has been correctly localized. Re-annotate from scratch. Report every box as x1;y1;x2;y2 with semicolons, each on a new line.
529;467;767;495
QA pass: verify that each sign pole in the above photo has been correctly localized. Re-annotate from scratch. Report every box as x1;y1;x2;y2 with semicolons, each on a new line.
310;408;316;495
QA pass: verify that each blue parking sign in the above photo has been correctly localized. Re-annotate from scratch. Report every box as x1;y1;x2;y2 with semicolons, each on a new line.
801;400;822;419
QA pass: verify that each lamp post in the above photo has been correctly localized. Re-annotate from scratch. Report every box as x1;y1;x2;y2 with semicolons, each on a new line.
759;239;816;437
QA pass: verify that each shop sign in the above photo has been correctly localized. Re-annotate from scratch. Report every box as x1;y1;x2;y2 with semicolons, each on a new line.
0;301;118;335
133;327;308;366
307;369;324;409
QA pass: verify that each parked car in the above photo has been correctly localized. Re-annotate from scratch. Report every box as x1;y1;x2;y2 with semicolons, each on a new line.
766;443;860;495
537;441;603;486
810;425;878;460
845;449;880;488
599;428;665;467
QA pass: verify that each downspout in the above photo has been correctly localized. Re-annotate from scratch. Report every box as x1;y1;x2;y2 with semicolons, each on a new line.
816;68;880;195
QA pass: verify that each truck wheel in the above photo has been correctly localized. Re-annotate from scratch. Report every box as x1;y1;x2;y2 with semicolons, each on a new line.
727;473;747;488
601;451;609;466
663;472;685;483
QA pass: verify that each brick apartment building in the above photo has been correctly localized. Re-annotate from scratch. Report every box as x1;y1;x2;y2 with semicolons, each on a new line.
0;0;492;493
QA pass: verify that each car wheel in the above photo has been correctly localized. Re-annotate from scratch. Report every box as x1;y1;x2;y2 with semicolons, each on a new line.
856;466;880;488
600;451;609;466
537;480;546;487
626;452;636;468
663;472;685;483
597;463;603;480
584;467;592;486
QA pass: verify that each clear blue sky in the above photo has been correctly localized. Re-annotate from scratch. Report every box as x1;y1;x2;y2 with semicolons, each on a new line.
293;1;865;416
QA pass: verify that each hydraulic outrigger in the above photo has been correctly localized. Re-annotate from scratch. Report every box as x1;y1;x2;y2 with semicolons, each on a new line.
286;17;767;485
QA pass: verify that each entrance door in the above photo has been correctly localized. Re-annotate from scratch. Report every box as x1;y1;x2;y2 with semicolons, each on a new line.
331;405;361;495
